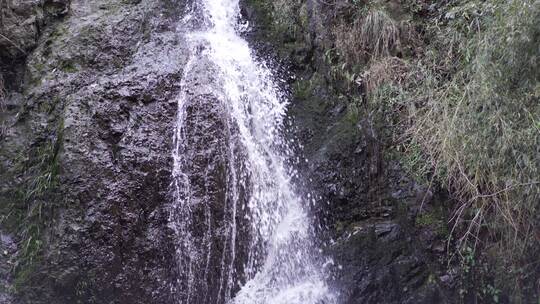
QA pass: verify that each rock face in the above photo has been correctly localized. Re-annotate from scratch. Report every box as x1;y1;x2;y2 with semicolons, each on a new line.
0;0;71;92
291;69;453;304
0;232;16;304
1;0;190;302
170;56;251;303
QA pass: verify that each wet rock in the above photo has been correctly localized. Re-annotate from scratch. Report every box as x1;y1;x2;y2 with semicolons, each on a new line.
1;0;190;302
169;56;251;303
0;231;16;304
0;0;71;91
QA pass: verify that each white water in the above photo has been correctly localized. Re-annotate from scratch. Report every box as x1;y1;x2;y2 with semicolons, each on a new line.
170;0;336;303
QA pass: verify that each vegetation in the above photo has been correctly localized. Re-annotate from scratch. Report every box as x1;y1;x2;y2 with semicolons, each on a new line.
364;1;539;301
249;0;539;301
1;117;63;296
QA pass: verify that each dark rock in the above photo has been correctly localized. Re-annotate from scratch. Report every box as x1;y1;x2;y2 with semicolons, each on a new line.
0;231;16;304
1;0;190;302
169;55;251;303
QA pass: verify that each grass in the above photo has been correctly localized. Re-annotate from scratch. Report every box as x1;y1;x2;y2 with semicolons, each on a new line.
1;117;64;296
333;3;416;70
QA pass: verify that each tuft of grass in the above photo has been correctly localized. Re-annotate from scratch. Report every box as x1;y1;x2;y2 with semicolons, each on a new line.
358;8;399;58
334;6;412;68
13;137;61;289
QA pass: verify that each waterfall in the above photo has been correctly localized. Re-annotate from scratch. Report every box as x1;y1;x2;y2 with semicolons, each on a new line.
169;0;336;303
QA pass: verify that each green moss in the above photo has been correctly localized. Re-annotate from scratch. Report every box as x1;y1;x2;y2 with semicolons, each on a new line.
415;210;449;238
49;25;68;40
60;61;78;73
415;213;436;227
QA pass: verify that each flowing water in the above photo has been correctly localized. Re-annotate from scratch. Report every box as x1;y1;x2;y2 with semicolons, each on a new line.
169;0;336;303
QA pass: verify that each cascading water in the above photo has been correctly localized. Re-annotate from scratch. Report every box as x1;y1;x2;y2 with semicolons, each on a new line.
169;0;336;303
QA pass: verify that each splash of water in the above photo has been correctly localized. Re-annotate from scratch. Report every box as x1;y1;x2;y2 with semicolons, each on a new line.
170;1;336;303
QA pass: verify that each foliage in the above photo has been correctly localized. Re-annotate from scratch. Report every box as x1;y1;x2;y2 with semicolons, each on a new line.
271;0;305;39
335;7;400;64
364;0;540;300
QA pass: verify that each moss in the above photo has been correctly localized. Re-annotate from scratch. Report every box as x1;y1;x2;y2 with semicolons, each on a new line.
415;213;435;227
49;24;68;40
415;208;449;238
60;60;78;73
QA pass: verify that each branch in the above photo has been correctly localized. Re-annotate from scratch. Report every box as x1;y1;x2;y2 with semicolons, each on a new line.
0;33;26;55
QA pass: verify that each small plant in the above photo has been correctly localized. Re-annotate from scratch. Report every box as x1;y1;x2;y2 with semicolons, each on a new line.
5;117;64;296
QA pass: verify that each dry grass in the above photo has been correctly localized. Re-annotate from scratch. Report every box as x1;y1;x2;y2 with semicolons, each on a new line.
334;7;411;66
362;56;409;93
358;9;400;58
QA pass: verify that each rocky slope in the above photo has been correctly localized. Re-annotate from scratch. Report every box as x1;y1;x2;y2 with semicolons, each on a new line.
240;0;539;302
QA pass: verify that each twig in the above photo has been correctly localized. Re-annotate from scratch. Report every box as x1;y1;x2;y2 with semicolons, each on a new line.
469;181;540;201
0;33;26;55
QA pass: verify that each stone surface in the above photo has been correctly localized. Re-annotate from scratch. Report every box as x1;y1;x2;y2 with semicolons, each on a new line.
0;231;16;304
1;0;189;302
